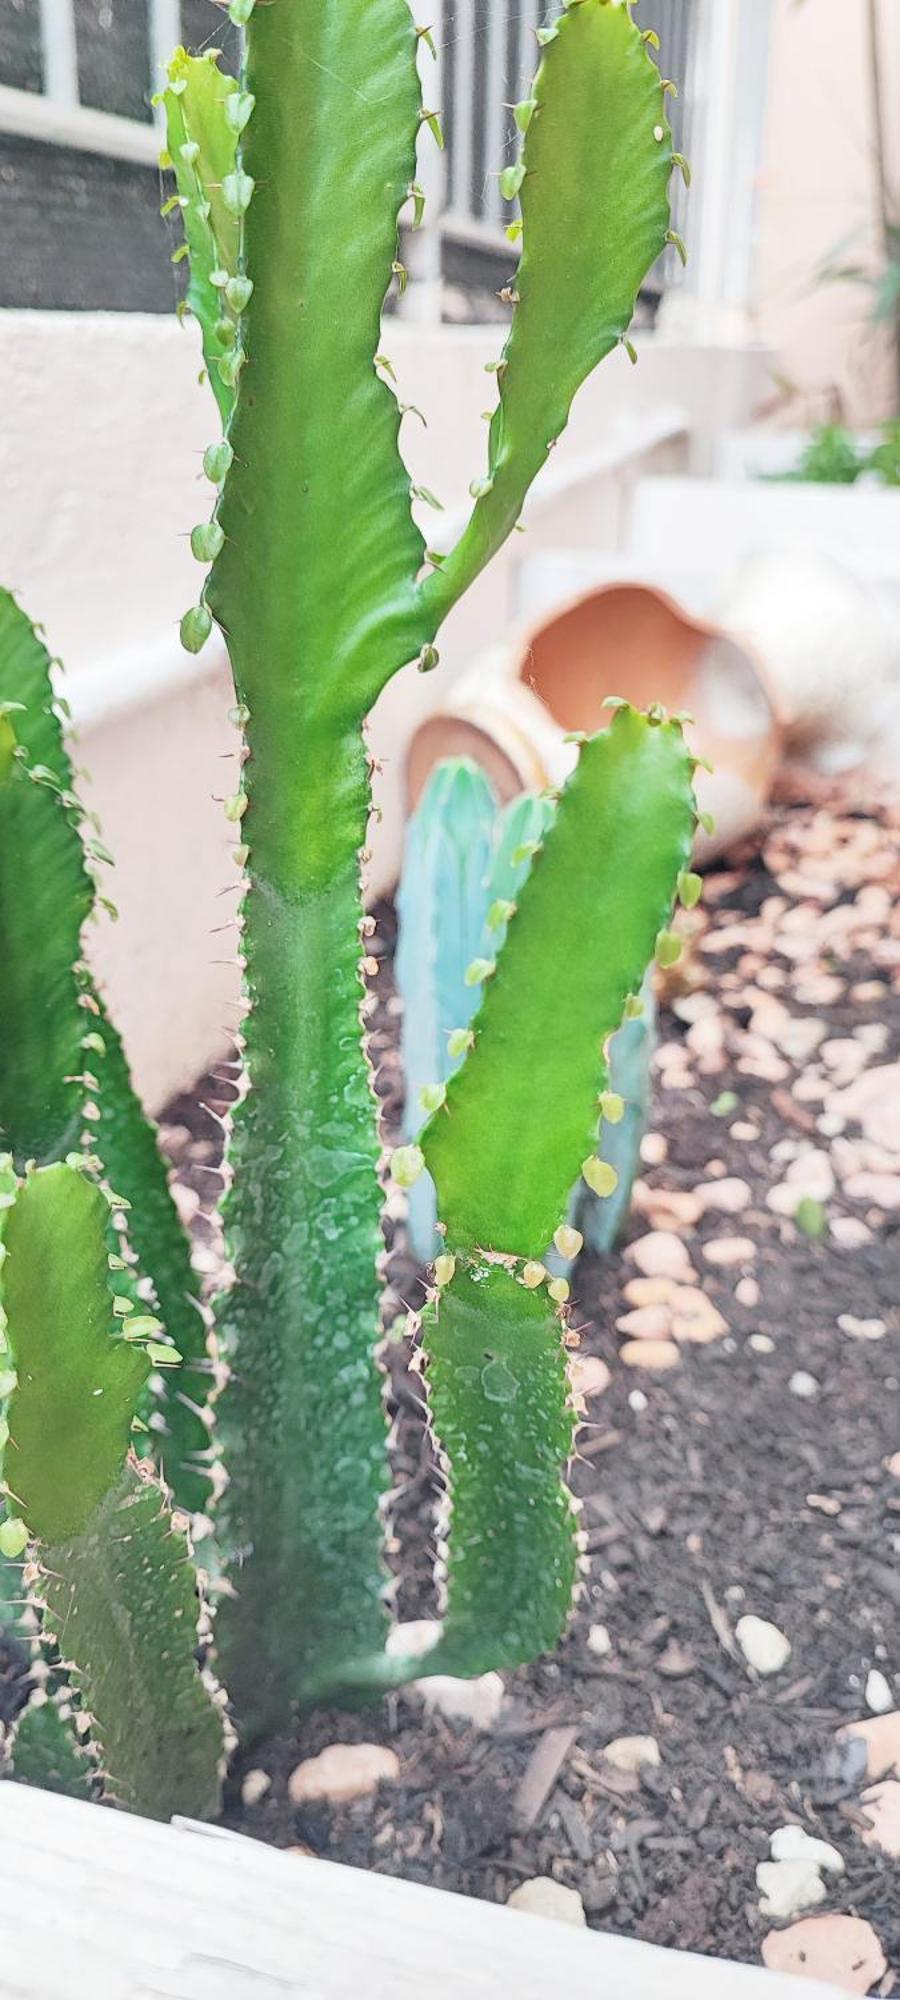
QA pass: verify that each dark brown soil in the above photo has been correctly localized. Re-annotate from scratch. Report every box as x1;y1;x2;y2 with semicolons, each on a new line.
162;789;900;1977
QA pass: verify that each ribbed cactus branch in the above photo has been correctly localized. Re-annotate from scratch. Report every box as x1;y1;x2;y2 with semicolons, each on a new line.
162;50;241;425
1;1165;222;1819
425;712;697;1258
425;1263;577;1677
174;0;681;1722
422;0;673;623
206;0;426;1731
397;762;657;1265
0;591;211;1512
418;710;697;1669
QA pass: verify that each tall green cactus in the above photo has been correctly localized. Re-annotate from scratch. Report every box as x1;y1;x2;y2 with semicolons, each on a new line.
0;1164;222;1818
166;0;681;1731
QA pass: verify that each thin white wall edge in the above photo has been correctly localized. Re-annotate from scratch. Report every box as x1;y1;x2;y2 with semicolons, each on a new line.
60;413;691;736
0;1785;846;2000
0;84;161;165
64;633;228;735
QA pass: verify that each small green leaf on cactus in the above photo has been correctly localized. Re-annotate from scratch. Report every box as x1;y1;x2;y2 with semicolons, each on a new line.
599;1091;625;1124
678;869;703;908
0;1518;27;1559
204;440;234;484
656;929;682;967
181;603;213;653
392;1144;425;1190
583;1157;619;1199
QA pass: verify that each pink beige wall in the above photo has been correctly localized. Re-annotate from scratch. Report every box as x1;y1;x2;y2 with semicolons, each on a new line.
755;0;900;423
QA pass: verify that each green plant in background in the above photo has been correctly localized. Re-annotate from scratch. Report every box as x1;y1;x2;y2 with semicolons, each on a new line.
771;418;900;487
1;0;701;1797
396;760;655;1267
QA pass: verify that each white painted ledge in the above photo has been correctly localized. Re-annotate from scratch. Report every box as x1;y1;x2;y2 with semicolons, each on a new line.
0;1784;844;2000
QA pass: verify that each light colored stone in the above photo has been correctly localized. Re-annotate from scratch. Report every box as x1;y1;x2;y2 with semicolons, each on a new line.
627;1389;648;1413
778;1018;828;1063
785;1148;835;1200
669;1286;729;1345
507;1878;587;1927
831;1062;900;1153
762;1914;887;1993
866;1669;894;1715
288;1743;400;1806
731;1122;759;1142
836;1710;900;1780
386;1619;441;1661
696;1177;751;1215
829;1216;873;1249
632;1185;703;1231
844;1170;900;1210
735;1277;759;1307
789;1371;819;1400
769;1824;844;1874
736;1614;792;1676
626;1231;694;1280
418;1673;504;1731
570;1355;611;1402
639;1131;668;1166
241;1769;271;1808
756;1858;826;1921
838;1314;886;1342
620;1340;681;1372
887;1452;900;1478
622;1277;679;1307
860;1778;900;1857
750;1334;775;1354
616;1305;672;1341
702;1236;756;1268
587;1623;612;1658
602;1734;660;1774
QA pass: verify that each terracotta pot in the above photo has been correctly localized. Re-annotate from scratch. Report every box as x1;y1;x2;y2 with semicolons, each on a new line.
407;583;783;863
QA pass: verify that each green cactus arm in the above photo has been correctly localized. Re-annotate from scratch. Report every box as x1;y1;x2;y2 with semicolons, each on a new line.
204;0;426;1732
2;1167;150;1541
0;591;210;1506
84;1003;212;1510
421;1263;577;1677
0;740;91;1167
421;0;673;626
424;709;697;1259
162;49;241;427
1;1165;222;1819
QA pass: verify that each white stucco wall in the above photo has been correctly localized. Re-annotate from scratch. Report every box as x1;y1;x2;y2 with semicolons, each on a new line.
0;311;769;1104
755;0;900;423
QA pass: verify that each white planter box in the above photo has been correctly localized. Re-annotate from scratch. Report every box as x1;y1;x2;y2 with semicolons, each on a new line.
0;1783;845;2000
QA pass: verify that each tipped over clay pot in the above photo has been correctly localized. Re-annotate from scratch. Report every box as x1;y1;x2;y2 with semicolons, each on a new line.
407;583;783;863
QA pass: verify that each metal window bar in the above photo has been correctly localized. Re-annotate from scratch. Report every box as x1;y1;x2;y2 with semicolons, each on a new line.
440;0;697;279
0;0;181;161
